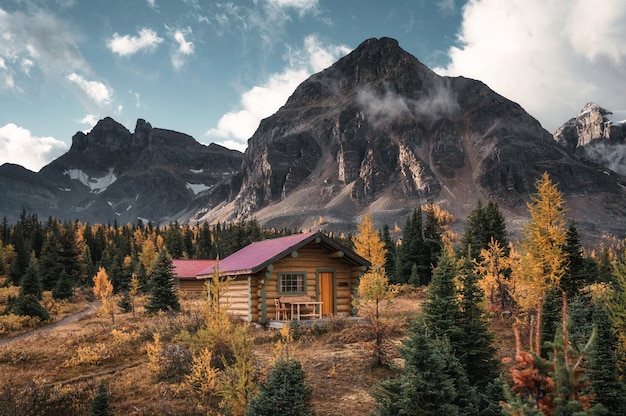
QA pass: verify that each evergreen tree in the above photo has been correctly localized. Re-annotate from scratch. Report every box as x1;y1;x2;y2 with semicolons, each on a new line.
380;225;397;284
423;203;443;282
90;380;114;416
59;222;86;287
145;249;180;313
19;255;43;300
460;200;508;261
456;261;499;389
371;318;479;416
15;294;49;321
196;222;214;259
52;269;74;300
421;249;462;344
39;231;63;291
588;303;626;414
561;223;592;297
245;358;312;416
164;221;184;258
484;201;508;253
460;200;487;261
9;231;31;285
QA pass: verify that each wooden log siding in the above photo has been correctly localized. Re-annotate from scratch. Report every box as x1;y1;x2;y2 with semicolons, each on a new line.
221;278;252;321
179;279;206;293
249;242;359;322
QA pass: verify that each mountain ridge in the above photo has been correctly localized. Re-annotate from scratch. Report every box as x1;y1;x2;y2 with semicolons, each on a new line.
1;37;625;242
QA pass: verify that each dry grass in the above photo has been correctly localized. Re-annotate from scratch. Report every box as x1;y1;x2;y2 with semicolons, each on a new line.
0;286;514;415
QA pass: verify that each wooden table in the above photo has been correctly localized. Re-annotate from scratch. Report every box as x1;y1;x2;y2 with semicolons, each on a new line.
279;296;323;320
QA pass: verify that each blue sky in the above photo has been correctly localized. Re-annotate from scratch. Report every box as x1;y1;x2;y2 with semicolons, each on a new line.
1;0;625;172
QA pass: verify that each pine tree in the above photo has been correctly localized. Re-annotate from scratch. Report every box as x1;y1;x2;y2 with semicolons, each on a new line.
461;200;508;261
59;222;86;288
422;249;462;344
90;380;114;416
588;303;626;414
145;249;180;313
561;223;593;298
371;318;479;416
52;269;73;300
9;231;31;285
15;294;49;320
456;261;499;389
380;225;397;283
245;358;312;416
19;255;43;301
39;230;63;291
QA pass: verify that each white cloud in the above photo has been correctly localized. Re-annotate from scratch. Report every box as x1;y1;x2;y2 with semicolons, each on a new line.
267;0;319;16
0;123;68;172
75;114;99;131
206;35;350;151
67;73;113;106
146;0;157;9
437;0;457;15
107;28;164;57
437;0;626;132
0;8;89;90
170;28;195;70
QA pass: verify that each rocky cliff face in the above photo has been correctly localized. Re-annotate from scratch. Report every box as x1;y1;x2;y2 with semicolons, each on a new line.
199;38;626;238
554;103;626;175
0;118;242;224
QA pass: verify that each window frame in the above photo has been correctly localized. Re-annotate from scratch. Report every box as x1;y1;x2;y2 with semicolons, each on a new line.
277;272;307;295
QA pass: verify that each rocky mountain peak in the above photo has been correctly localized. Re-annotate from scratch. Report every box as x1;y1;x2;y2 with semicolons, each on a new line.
203;37;626;240
70;117;132;153
553;103;626;175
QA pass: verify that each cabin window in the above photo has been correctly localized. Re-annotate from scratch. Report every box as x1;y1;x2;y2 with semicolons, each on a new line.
277;272;306;294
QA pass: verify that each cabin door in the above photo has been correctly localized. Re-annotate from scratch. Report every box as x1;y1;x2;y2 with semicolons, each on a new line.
318;272;335;315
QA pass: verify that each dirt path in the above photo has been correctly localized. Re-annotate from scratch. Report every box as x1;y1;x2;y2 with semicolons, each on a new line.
0;302;99;347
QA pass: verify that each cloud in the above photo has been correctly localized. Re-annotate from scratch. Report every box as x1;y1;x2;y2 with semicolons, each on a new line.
267;0;319;17
169;27;194;70
107;28;164;57
206;35;350;151
436;0;626;133
67;73;113;106
0;8;88;91
0;123;68;172
146;0;157;9
74;114;99;133
437;0;457;15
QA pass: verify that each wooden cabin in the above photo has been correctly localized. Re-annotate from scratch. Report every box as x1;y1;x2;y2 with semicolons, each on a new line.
196;231;370;324
172;259;216;293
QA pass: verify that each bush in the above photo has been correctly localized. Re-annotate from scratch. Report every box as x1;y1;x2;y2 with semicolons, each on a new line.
15;294;49;321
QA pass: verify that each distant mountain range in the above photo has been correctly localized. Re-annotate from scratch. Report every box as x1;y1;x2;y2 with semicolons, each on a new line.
2;37;625;241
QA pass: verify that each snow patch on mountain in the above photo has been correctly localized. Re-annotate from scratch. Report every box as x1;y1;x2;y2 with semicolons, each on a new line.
186;182;211;194
64;168;117;194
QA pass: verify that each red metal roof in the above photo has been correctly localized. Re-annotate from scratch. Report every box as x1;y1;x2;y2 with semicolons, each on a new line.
172;259;217;280
197;231;369;277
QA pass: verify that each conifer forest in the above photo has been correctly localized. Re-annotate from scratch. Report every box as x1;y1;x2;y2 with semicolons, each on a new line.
1;173;625;415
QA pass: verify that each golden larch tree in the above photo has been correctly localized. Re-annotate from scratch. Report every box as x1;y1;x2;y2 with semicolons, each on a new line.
93;266;115;323
512;172;568;353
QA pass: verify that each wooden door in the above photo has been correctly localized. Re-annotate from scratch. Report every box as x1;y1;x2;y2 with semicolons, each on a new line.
319;272;334;315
